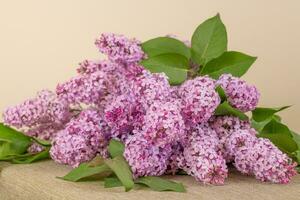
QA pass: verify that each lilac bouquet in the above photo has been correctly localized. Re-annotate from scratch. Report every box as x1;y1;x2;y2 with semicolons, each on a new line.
1;14;299;192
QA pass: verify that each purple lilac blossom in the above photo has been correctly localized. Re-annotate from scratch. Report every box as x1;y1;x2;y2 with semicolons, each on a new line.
76;59;144;87
226;129;297;184
140;99;185;147
104;93;144;138
95;33;144;64
56;71;110;106
3;90;70;128
129;71;171;108
50;109;110;167
209;116;252;162
179;123;228;185
217;74;260;112
178;76;220;126
123;134;172;178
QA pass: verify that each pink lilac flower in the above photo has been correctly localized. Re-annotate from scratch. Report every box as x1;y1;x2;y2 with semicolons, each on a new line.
95;33;144;64
178;76;220;126
50;109;110;167
226;129;297;184
130;71;171;108
210;116;252;162
76;59;142;88
104;93;144;138
217;74;260;112
140;99;185;147
123;134;172;178
3;90;71;128
56;71;110;106
179;123;228;185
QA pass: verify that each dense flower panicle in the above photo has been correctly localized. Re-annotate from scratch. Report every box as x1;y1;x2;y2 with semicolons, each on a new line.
124;134;172;178
217;74;260;112
179;76;220;126
76;59;142;86
95;33;144;64
180;123;228;185
130;71;171;108
50;131;98;168
140;100;185;147
227;129;297;183
209;116;252;162
50;109;110;167
3;90;71;128
104;93;144;138
56;71;109;106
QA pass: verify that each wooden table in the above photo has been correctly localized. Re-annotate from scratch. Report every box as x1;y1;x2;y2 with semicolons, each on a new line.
1;161;300;200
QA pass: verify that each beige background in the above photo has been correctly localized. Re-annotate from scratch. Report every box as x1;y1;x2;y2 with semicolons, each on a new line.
0;0;299;131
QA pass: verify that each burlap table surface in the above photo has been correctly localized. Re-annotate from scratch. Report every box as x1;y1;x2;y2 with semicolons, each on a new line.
0;160;299;200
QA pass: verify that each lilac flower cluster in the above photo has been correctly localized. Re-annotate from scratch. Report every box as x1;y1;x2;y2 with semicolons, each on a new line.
210;116;252;162
124;134;172;178
50;109;110;167
179;123;228;185
178;76;220;127
95;33;145;64
226;129;297;183
3;90;70;128
210;116;297;183
217;74;260;112
2;33;297;185
140;100;185;147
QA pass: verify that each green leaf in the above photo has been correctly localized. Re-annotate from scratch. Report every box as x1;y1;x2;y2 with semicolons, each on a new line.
291;150;300;164
200;51;257;79
135;176;186;193
0;123;32;158
216;86;227;102
31;138;51;147
104;156;134;192
251;115;282;132
108;139;125;158
11;148;50;164
142;37;191;59
104;177;123;188
252;106;290;122
259;119;298;153
191;14;227;65
214;101;248;120
60;163;112;182
140;53;189;85
291;131;300;148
